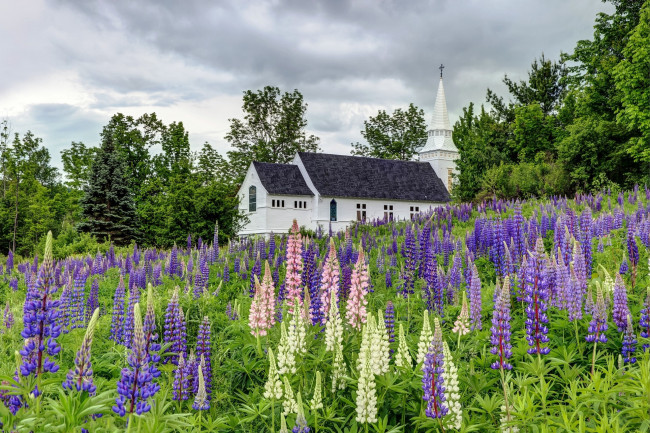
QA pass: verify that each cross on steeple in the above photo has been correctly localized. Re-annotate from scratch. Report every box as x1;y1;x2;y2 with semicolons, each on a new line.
439;63;445;78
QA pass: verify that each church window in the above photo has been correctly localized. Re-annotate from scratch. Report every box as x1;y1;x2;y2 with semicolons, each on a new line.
448;168;453;191
384;204;393;220
410;206;419;220
282;200;285;207
303;201;307;209
356;203;366;221
249;186;256;212
330;199;337;221
295;200;298;208
272;199;276;207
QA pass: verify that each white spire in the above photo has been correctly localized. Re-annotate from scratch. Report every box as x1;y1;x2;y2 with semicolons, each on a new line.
420;76;457;154
429;77;451;131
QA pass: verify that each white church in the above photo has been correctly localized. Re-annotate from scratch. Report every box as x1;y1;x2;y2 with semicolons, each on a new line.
236;75;459;236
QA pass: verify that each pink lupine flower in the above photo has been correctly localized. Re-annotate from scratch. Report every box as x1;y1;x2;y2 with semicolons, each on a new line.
249;263;276;337
285;220;304;314
319;238;340;325
346;249;369;330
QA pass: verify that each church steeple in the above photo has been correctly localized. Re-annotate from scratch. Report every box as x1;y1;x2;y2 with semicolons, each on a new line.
420;75;457;153
419;72;458;193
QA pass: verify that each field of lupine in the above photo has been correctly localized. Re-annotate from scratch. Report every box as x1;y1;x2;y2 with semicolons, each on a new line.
0;188;649;433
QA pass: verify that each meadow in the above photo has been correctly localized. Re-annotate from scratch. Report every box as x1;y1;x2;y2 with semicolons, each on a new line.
0;187;649;433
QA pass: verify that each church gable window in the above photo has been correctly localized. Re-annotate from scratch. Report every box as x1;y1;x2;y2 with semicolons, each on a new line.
249;186;256;212
410;206;419;219
330;199;337;221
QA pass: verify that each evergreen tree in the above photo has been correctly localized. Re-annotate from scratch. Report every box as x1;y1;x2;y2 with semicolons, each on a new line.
78;134;138;245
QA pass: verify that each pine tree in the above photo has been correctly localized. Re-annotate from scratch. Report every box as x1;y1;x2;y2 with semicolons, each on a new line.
78;134;138;245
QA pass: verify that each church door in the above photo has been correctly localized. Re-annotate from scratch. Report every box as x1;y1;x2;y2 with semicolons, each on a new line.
330;199;337;221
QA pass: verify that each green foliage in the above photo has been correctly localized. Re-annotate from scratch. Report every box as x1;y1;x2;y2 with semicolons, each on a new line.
226;86;321;182
613;1;650;165
61;141;98;190
351;103;427;161
78;134;139;246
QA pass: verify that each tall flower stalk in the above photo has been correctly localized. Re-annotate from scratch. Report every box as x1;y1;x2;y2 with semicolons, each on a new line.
285;220;304;315
20;231;61;394
586;284;608;375
62;308;100;394
524;238;550;356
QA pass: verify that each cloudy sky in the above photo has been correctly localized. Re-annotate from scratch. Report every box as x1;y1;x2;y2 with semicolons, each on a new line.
0;0;612;168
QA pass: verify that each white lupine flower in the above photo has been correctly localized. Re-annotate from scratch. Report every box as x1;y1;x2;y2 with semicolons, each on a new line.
395;323;412;369
453;292;470;336
282;376;298;416
332;343;347;392
416;310;434;365
443;342;462;430
357;312;373;372
310;370;323;410
279;413;289;433
290;308;307;355
373;309;390;375
355;337;378;424
263;347;283;400
277;321;296;375
325;289;343;353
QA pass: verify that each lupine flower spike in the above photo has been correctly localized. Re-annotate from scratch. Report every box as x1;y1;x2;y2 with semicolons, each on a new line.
192;358;210;411
263;347;283;400
356;319;378;424
310;370;323;410
395;323;413;369
62;308;100;394
586;284;608;375
422;318;447;420
442;341;462;430
293;392;310;433
416;310;434;365
622;314;637;365
282;376;298;416
453;291;470;348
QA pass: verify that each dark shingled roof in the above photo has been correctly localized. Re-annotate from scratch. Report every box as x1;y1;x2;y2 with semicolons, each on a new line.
298;152;450;202
253;161;314;196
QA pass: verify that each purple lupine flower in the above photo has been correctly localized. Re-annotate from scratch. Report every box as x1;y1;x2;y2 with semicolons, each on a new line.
3;301;13;332
627;227;639;286
110;276;127;344
385;301;395;353
71;267;87;329
469;265;482;331
586;287;608;344
490;278;513;370
422;324;447;419
143;287;162;384
579;207;593;278
249;254;261;297
401;225;417;297
385;270;392;289
640;287;650;351
63;308;99;394
86;279;99;323
6;250;13;275
163;287;186;365
223;262;230;283
123;287;141;348
192;357;210;411
612;274;630;332
567;267;583;321
113;304;157;417
524;238;550;355
172;352;191;401
20;232;61;387
619;254;629;275
9;277;18;292
622;315;637;364
195;317;212;400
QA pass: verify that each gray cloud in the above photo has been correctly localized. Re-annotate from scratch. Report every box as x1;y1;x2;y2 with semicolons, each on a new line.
1;0;614;166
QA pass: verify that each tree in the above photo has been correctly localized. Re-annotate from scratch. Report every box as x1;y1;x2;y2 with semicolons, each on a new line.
351;103;427;160
78;134;138;246
197;142;235;185
61;141;98;190
225;86;320;181
614;1;650;165
452;104;510;201
100;113;165;194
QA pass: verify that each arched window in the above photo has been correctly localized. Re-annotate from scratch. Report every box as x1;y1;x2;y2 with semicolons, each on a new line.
330;199;337;221
249;186;256;212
